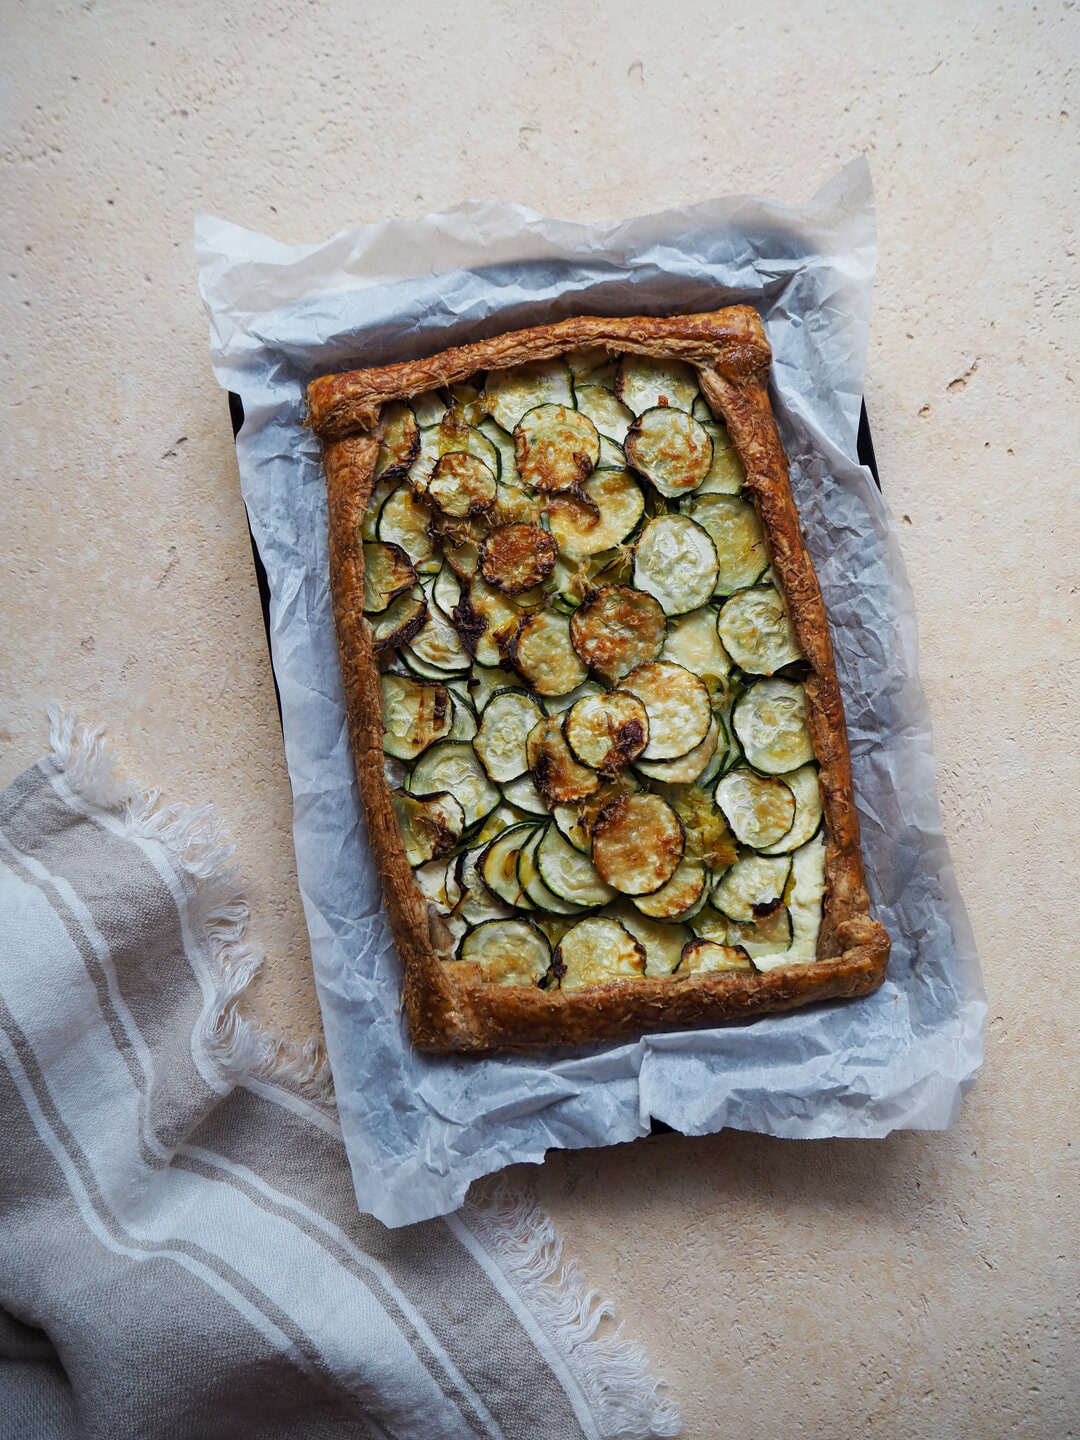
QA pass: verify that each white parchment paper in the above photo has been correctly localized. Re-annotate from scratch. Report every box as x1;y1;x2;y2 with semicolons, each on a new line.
196;159;985;1228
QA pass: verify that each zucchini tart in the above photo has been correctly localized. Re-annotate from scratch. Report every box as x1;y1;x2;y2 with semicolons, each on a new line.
307;307;889;1053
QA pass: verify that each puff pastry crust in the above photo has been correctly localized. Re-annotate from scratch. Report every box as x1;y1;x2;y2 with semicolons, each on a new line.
308;307;890;1053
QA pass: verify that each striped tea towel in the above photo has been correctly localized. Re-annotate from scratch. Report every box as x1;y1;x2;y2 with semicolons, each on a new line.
0;709;679;1440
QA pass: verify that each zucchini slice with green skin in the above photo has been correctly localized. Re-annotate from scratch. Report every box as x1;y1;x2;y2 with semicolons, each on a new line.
610;902;691;976
408;742;501;828
615;356;699;415
406;604;472;675
732;679;815;775
509;610;589;697
591;792;685;895
631;856;708;920
414;857;461;916
566;346;615;381
459;918;551;986
717;586;803;675
725;905;794;960
715;768;797;849
380;672;452;760
624;407;713;499
659;607;731;680
473;801;526;846
545;468;645;558
691;394;716;424
553;803;590;852
370;589;428;652
536;826;616;908
479;823;539;910
476;416;517;482
431;563;462;621
554;917;646;990
696;425;746;495
410;389;448;428
456;847;514;926
377;483;437;568
686;494;767;595
483;360;574;433
373;400;421;481
689;904;730;944
711;853;793;923
467;663;516;713
564;691;649;774
619;661;712;761
678;939;754;974
427;451;497;518
542;679;605;715
517;829;584;915
479;523;558;595
362;541;416;614
634;718;720;785
526;714;600;806
574;384;634;444
391;789;465;867
598;435;627;468
490;483;543;528
569;585;666;684
453;578;521;668
443;381;486;428
758;833;826;968
502;772;552;816
633;514;719;615
760;764;823;855
447;692;478;742
361;477;398;543
472;688;544;783
514;404;600;493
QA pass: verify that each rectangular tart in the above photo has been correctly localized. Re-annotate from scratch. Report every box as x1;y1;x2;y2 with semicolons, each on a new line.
306;307;890;1053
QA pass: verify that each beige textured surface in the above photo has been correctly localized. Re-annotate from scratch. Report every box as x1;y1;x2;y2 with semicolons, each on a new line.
2;2;1077;1434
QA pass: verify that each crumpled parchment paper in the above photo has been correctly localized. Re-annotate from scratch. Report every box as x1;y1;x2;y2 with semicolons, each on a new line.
196;159;985;1228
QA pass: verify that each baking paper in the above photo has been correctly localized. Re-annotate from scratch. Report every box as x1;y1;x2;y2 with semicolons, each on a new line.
196;159;985;1228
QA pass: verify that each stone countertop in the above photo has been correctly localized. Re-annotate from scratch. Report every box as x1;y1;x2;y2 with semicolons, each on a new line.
3;3;1077;1432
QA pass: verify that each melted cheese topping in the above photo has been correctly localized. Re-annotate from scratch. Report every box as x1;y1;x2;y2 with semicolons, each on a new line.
556;918;646;989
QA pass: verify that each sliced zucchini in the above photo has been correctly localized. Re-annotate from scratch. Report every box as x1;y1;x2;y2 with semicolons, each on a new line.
377;483;436;568
476;416;517;483
624;407;713;499
591;793;685;896
632;856;708;920
686;494;767;595
380;672;452;760
764;833;826;967
456;847;514;926
406;604;472;675
361;477;398;543
442;536;481;581
443;381;486;428
490;483;543;528
466;663;516;713
479;823;539;910
362;541;416;614
689;904;730;944
391;789;465;867
615;356;699;415
715;769;797;849
478;522;558;595
697;426;746;495
509;610;589;697
691;394;716;424
564;691;649;773
409;742;501;827
542;679;606;715
619;661;712;761
725;905;794;961
383;755;409;789
553;802;590;852
514;404;600;493
663;785;739;872
472;688;544;783
760;764;823;855
711;853;792;923
373;400;421;481
459;918;551;986
632;514;719;615
659;607;731;680
566;346;614;380
430;563;462;621
453;578;521;668
427;451;497;518
414;857;460;916
545;468;644;558
517;829;584;915
635;718;719;784
732;679;815;775
598;434;627;468
526;715;600;805
569;584;667;683
473;801;527;846
406;425;444;492
370;589;427;652
610;902;691;976
483;359;574;433
553;917;646;990
410;389;447;428
448;692;479;742
502;772;552;815
536;826;616;907
574;384;634;444
717;586;802;676
678;939;754;974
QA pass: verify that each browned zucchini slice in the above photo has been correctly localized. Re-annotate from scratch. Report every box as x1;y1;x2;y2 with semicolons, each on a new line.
564;692;649;774
678;939;753;974
427;451;497;518
390;789;465;866
591;792;685;895
459;918;551;986
514;404;600;493
362;540;417;614
490;483;543;527
624;407;713;499
554;917;646;990
569;584;666;683
380;672;452;760
478;522;557;595
453;577;521;667
370;588;427;652
526;715;600;805
373;400;421;481
635;718;720;784
659;607;731;680
545;468;645;558
509;609;589;696
376;483;437;568
618;660;712;761
632;857;709;920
